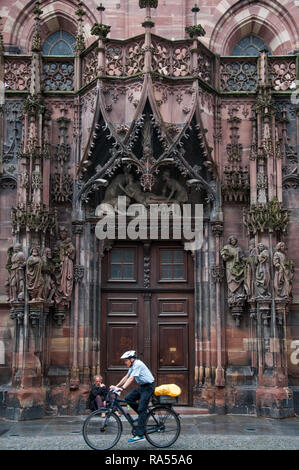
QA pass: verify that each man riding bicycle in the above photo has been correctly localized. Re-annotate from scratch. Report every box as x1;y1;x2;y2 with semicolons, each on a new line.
111;350;154;443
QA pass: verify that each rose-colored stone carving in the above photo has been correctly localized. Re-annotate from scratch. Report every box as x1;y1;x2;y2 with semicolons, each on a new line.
42;248;56;302
255;243;271;299
244;239;257;299
8;243;26;302
54;227;75;305
26;246;44;302
220;236;246;305
273;242;294;299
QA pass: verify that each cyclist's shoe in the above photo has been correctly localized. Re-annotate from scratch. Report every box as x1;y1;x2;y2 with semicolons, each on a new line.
128;435;145;443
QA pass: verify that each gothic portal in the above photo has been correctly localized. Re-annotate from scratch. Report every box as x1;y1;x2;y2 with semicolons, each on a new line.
0;0;298;419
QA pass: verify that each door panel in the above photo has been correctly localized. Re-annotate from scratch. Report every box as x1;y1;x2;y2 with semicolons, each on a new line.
158;324;188;368
107;323;138;369
101;242;194;405
152;292;193;405
101;291;143;391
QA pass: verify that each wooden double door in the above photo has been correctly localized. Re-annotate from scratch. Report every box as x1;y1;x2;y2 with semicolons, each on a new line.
101;242;194;405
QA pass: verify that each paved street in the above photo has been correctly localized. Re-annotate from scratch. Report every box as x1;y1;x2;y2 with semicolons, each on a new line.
1;413;299;451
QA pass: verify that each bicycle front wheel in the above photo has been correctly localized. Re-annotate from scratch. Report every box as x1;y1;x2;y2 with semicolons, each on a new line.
82;409;122;450
144;406;181;448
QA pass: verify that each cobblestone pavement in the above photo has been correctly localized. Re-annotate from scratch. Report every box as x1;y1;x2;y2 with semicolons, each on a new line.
1;414;299;450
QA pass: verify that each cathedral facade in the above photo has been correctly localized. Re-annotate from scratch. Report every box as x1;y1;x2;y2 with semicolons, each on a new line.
0;0;298;419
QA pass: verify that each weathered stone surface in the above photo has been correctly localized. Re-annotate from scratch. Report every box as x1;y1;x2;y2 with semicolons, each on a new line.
0;0;298;420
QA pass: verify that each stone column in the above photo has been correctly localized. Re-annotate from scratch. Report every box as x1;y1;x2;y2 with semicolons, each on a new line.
211;222;225;387
70;222;83;390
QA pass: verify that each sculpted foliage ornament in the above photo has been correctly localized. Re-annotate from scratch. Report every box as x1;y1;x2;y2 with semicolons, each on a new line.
244;199;289;234
185;25;206;38
91;23;111;39
21;93;45;118
11;203;57;235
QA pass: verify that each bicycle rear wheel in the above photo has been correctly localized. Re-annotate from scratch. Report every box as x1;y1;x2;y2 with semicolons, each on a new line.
82;409;122;450
144;406;181;448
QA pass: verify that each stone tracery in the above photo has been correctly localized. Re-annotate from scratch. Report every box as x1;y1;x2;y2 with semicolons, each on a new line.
0;0;297;420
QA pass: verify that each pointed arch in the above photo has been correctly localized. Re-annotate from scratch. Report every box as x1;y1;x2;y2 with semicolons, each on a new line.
209;0;298;56
7;0;97;54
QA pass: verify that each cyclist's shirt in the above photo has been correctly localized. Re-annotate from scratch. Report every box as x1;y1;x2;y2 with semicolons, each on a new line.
128;359;154;385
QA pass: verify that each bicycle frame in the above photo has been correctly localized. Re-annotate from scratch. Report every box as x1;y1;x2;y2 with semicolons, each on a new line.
83;391;181;450
104;391;136;428
104;391;178;432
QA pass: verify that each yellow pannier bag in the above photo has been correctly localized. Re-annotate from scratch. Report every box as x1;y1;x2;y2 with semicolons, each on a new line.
154;384;182;397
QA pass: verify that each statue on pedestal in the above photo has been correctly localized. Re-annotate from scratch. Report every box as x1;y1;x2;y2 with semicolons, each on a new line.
220;236;246;306
9;243;26;302
244;239;257;300
273;242;294;299
255;243;271;299
26;246;44;302
54;227;75;305
42;248;56;302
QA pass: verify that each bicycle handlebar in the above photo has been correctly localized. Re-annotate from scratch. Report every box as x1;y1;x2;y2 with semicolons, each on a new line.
109;387;121;396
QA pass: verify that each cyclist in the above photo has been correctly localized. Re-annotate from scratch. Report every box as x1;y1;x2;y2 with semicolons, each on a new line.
111;350;155;443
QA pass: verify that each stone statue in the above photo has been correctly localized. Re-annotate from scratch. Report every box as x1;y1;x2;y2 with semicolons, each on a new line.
162;170;188;203
9;243;26;302
273;242;294;299
102;170;131;209
255;243;271;298
42;248;56;302
26;246;44;302
244;239;257;299
120;174;169;206
55;227;75;304
5;246;14;302
220;236;246;305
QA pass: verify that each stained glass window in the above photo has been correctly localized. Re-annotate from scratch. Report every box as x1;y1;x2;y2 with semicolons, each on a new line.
231;35;271;56
42;31;76;56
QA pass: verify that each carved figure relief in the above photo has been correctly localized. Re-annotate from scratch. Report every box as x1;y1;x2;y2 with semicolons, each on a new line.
42;248;56;302
8;243;26;302
220;236;246;306
255;243;271;299
26;246;44;302
273;242;294;300
162;170;188;203
102;168;189;209
54;227;75;305
244;239;257;299
119;173;168;206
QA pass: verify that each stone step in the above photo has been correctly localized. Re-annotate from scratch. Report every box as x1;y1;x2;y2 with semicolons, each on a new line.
173;407;209;415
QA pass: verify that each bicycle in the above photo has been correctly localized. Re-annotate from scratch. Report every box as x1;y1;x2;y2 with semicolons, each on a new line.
82;389;181;450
